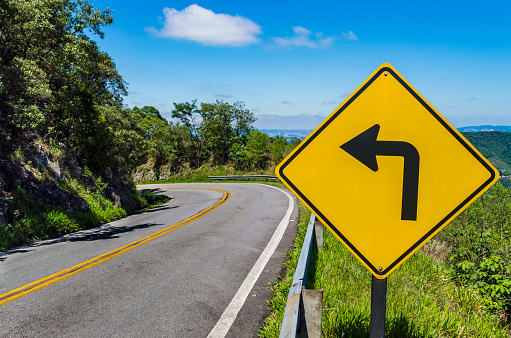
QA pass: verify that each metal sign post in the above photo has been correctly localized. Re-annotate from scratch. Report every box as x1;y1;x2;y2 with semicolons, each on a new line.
369;276;387;337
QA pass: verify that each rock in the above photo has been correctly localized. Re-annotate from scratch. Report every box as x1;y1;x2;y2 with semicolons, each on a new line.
34;146;49;167
0;200;9;228
0;160;89;213
34;146;61;180
104;187;121;208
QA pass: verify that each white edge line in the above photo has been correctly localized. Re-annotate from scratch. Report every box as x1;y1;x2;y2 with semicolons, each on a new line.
206;185;294;338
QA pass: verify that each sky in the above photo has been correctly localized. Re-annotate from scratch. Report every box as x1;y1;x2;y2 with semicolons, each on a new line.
89;0;511;130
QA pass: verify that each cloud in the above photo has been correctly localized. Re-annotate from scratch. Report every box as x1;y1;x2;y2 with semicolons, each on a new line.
273;26;335;49
282;101;292;104
342;30;358;41
467;96;477;101
146;4;262;46
322;100;338;105
214;94;233;98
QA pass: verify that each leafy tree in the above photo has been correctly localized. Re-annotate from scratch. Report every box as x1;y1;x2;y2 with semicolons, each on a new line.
129;106;187;180
102;106;149;171
270;135;288;164
0;0;126;172
172;100;256;167
201;100;255;165
171;100;205;168
245;130;270;170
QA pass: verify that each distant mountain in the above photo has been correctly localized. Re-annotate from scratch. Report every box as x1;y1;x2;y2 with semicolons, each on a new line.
258;129;313;140
261;126;511;141
458;125;511;132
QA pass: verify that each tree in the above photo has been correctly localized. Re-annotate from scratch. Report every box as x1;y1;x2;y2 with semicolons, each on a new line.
0;0;126;173
201;100;256;165
245;130;270;170
270;135;288;164
171;100;205;168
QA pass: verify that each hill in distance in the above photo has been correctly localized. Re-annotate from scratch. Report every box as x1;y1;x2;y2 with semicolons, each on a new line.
260;126;511;176
458;125;511;132
261;126;511;140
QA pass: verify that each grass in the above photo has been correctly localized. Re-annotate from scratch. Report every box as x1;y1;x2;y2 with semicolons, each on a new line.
259;206;511;337
259;201;312;337
0;182;169;252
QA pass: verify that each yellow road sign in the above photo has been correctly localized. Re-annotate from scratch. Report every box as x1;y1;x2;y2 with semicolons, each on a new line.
276;63;499;279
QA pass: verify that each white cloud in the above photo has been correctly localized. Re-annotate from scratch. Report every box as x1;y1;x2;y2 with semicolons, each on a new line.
214;94;233;98
342;30;358;41
146;4;262;46
322;100;338;105
273;26;335;49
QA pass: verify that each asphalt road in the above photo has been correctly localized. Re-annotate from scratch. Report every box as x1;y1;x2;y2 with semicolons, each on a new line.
0;183;299;337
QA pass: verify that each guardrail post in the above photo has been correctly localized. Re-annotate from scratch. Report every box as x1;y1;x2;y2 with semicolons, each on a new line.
299;288;323;338
314;222;323;252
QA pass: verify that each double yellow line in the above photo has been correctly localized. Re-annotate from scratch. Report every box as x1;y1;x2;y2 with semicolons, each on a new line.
0;187;230;306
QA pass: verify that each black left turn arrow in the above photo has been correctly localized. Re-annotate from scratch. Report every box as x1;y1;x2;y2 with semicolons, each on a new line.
340;124;420;221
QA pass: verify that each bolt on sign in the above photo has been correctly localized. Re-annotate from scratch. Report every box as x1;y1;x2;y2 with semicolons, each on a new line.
276;63;499;279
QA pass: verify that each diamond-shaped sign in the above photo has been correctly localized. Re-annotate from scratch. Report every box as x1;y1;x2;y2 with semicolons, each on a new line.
276;63;499;279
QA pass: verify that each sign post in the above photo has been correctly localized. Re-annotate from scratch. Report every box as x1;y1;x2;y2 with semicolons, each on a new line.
275;63;499;334
369;276;387;337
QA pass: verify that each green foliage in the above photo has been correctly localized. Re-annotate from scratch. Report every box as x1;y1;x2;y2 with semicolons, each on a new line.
135;190;170;210
201;100;256;165
245;129;270;169
0;0;126;173
171;100;205;168
434;182;511;315
462;131;511;174
171;100;257;168
0;177;168;251
229;142;252;170
452;256;511;312
260;203;510;337
269;135;289;164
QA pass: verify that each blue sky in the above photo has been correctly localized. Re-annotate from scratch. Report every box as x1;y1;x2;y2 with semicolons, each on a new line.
90;0;511;129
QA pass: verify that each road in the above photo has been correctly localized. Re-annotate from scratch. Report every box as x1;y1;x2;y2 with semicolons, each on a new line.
0;183;298;337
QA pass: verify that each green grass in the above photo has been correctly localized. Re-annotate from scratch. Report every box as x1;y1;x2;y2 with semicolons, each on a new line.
0;182;169;252
259;201;311;337
259;206;511;337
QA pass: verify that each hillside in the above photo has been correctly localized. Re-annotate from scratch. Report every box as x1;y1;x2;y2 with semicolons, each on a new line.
462;131;511;174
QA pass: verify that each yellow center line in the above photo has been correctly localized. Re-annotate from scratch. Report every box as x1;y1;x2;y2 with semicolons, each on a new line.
0;187;230;306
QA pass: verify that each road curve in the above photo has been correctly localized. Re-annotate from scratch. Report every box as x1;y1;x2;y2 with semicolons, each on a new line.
0;183;298;337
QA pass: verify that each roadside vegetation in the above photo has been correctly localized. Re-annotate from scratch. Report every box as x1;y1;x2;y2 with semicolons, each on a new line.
259;191;511;337
0;175;168;251
0;0;295;251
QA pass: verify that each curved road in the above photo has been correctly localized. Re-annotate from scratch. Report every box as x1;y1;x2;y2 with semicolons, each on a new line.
0;183;298;337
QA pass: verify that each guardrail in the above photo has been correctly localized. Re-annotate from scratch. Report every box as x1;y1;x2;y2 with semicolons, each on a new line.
280;214;324;338
208;175;279;181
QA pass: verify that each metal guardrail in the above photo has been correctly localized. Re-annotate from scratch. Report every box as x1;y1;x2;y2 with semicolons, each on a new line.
280;214;323;338
208;175;279;181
